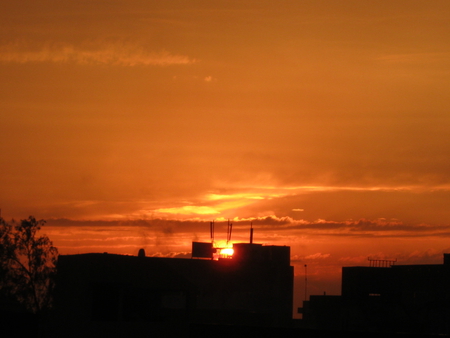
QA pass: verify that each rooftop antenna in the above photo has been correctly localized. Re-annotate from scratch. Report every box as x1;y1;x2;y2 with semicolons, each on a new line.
368;257;397;267
226;219;233;245
304;264;308;301
210;220;215;244
250;222;253;244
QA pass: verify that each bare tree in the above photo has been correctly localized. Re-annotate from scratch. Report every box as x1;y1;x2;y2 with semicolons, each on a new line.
0;216;58;313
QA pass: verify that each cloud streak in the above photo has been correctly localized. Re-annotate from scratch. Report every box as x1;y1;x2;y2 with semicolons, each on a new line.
0;41;196;66
45;216;450;246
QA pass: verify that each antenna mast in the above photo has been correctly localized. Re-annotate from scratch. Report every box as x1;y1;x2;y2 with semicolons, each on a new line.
226;219;233;245
304;264;308;301
210;220;215;244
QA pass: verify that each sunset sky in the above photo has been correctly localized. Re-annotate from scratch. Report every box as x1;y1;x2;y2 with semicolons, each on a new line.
2;0;450;312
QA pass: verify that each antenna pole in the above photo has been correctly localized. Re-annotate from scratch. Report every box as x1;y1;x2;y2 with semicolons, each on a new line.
304;264;308;301
250;222;253;244
226;219;233;245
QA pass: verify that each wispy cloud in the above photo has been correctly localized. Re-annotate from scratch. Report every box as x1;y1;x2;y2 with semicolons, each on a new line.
155;206;220;216
207;193;266;201
46;216;450;242
305;253;331;260
0;41;197;66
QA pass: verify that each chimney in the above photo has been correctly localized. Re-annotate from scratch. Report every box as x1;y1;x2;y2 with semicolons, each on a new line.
138;248;145;258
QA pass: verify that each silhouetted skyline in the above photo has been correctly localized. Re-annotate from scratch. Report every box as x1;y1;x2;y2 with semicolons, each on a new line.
2;0;450;316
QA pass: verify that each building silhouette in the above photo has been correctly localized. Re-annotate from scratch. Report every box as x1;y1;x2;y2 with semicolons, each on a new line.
49;242;293;337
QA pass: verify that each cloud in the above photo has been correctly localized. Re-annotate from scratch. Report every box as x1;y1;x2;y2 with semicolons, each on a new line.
45;215;450;238
305;253;331;260
0;41;196;66
219;215;450;238
154;206;220;216
206;193;265;201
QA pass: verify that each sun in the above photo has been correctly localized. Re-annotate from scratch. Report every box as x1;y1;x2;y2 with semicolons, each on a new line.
219;247;234;257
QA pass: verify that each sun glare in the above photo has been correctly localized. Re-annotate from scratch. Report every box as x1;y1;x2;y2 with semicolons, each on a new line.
220;247;234;256
212;240;234;259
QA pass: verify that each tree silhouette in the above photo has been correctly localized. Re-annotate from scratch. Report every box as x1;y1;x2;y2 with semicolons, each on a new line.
0;216;58;313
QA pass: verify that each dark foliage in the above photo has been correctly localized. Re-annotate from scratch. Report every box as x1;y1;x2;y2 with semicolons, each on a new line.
0;216;58;313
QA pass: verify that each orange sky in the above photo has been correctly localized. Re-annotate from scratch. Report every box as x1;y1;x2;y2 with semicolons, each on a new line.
2;0;450;313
